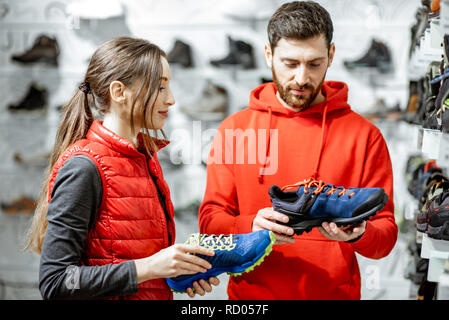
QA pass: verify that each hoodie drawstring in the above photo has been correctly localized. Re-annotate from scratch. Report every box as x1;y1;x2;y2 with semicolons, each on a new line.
257;104;329;184
258;106;273;184
311;104;329;180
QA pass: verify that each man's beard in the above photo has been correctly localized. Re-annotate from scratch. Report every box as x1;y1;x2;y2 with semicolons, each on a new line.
272;68;326;111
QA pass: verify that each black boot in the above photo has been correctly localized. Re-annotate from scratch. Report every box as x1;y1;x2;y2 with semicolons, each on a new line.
11;34;59;66
210;36;255;69
344;39;392;73
167;39;193;68
8;83;48;112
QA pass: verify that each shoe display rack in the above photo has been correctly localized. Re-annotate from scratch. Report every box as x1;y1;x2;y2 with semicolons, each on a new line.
0;0;432;300
405;0;449;300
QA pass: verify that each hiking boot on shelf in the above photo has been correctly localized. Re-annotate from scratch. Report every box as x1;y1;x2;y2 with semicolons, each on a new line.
416;175;449;232
210;36;255;69
405;154;426;185
423;61;442;129
404;81;419;123
343;39;392;74
8;83;48;112
13;151;50;167
167;39;193;68
1;196;36;215
166;230;276;293
426;188;449;240
11;35;59;66
435;63;449;133
407;160;441;200
362;99;402;122
269;178;388;235
180;81;228;121
419;171;448;208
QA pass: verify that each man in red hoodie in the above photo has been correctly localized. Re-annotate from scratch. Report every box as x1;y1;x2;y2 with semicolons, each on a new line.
199;1;398;299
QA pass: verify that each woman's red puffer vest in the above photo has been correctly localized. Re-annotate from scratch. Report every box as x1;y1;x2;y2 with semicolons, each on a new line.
48;120;176;300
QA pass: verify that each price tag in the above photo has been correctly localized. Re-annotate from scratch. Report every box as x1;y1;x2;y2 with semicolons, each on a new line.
442;0;449;35
430;19;443;50
439;133;449;164
422;129;442;159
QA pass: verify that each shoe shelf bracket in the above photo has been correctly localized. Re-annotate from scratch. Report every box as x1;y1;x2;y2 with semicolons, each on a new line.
421;233;449;282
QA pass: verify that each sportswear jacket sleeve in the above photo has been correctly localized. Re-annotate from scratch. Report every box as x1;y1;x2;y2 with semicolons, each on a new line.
199;124;256;235
349;131;398;259
39;156;138;300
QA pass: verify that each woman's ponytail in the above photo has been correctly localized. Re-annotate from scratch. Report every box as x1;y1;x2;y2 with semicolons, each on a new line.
24;84;93;254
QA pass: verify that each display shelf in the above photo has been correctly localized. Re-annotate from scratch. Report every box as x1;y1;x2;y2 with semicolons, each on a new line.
408;15;443;80
420;233;449;282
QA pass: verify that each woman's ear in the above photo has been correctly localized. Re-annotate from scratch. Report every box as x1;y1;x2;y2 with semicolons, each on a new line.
109;81;127;104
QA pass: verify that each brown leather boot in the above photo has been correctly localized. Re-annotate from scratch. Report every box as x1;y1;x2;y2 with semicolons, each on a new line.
1;196;36;215
11;35;59;66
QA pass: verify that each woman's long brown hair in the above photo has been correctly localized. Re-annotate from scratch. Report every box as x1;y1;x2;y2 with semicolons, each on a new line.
24;37;167;254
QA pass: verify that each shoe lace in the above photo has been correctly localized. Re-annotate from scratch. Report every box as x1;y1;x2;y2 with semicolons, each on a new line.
281;177;355;198
437;98;449;115
186;233;236;251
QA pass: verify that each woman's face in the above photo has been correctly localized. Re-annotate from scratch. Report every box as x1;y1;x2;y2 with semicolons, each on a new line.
148;57;175;130
130;57;175;131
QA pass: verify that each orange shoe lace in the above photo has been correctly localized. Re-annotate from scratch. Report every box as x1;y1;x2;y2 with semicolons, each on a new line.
281;178;356;198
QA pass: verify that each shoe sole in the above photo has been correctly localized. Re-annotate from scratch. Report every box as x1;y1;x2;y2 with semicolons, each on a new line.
427;221;449;240
277;193;389;236
167;231;276;293
416;222;428;233
12;56;58;66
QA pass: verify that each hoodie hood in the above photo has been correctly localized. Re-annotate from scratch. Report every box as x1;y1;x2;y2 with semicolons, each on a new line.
250;81;351;184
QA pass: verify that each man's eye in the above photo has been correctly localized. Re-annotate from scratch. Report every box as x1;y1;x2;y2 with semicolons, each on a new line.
310;64;321;68
285;63;296;68
159;87;166;91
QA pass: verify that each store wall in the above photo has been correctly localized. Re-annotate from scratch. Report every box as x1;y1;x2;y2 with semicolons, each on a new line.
0;0;420;300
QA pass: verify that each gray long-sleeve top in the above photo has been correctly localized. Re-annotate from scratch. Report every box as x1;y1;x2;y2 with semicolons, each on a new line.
39;155;139;300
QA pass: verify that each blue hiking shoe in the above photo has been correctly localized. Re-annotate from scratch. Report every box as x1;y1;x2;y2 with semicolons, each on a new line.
166;230;276;293
269;178;389;235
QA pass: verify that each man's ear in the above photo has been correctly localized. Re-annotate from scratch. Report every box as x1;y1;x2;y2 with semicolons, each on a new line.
264;43;273;69
328;43;336;68
109;81;127;104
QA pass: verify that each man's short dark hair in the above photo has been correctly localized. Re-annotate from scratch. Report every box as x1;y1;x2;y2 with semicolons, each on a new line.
267;1;334;51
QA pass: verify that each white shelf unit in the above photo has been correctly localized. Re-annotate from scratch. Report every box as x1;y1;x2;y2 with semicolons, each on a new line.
409;3;449;298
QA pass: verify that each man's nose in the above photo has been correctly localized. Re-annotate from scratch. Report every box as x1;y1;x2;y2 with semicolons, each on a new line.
294;65;309;87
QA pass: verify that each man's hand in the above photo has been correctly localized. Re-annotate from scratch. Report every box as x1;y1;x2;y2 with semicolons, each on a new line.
252;207;295;245
318;221;366;242
186;277;220;298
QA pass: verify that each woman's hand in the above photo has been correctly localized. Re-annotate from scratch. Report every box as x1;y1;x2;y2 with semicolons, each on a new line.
134;243;220;297
135;244;215;282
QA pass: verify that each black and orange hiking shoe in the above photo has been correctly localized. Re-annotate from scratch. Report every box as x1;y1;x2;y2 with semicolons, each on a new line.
269;178;388;235
427;189;449;240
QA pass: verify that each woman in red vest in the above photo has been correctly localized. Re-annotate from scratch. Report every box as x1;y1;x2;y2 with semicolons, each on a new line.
25;37;218;300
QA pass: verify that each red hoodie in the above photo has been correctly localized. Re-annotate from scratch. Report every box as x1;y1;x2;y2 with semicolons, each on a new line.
199;81;398;300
